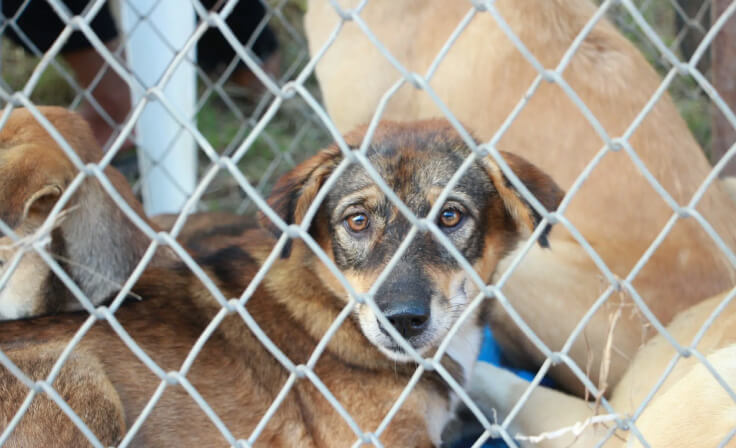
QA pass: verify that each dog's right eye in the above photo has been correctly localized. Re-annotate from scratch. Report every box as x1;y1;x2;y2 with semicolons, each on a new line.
345;213;370;233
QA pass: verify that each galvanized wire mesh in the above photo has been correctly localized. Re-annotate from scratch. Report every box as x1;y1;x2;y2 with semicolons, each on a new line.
0;0;735;447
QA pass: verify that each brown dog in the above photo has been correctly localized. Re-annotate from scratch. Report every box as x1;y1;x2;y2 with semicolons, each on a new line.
0;113;563;446
304;0;736;394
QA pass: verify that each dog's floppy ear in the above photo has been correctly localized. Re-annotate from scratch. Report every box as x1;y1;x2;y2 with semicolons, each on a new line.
21;184;64;224
0;107;96;230
0;158;68;230
259;144;343;257
481;151;564;247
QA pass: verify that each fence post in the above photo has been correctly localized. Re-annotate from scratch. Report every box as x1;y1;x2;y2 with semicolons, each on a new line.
120;0;198;215
711;0;736;176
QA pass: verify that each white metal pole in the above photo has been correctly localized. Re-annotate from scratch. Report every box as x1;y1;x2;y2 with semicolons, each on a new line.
121;0;197;215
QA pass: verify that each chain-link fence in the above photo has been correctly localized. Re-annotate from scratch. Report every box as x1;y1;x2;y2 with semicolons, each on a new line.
1;0;736;446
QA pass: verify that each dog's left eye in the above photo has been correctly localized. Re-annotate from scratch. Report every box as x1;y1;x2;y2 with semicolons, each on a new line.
345;213;370;233
439;208;463;228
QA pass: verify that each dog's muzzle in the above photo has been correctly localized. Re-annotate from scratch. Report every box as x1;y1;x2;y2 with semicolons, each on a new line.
374;265;433;349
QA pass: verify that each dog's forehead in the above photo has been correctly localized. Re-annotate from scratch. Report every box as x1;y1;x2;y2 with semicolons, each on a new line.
329;139;489;205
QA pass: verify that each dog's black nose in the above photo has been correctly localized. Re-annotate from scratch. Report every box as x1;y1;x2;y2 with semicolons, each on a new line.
375;264;433;341
384;305;430;339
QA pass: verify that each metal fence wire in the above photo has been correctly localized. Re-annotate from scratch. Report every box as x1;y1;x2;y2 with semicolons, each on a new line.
0;0;735;446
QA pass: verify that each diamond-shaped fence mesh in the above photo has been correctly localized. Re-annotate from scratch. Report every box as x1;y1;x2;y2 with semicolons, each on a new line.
1;0;736;446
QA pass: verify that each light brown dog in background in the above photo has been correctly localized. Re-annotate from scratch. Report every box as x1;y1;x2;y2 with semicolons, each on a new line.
305;0;736;394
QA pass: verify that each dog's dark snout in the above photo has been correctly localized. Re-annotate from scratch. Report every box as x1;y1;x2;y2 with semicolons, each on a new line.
379;301;431;340
386;307;429;339
375;264;433;341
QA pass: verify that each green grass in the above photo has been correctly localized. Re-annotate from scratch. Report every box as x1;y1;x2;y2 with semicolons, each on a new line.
1;39;77;104
602;0;714;156
196;95;244;151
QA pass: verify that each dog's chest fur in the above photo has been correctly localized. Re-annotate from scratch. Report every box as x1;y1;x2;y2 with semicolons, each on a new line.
427;320;483;443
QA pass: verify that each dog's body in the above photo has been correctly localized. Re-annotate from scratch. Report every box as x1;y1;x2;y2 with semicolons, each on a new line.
470;291;736;447
305;0;736;393
150;212;255;254
2;261;444;446
0;110;562;446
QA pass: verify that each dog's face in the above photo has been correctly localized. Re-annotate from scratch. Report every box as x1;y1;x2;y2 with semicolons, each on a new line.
262;120;564;361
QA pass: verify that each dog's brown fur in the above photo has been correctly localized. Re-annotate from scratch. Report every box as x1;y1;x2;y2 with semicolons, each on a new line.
0;111;563;446
151;212;256;254
1;344;127;447
304;0;736;393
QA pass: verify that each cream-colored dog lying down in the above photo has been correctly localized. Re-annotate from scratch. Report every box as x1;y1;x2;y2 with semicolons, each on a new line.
305;0;736;395
469;290;736;447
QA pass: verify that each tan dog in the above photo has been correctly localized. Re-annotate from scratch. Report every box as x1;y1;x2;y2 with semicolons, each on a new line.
469;290;736;447
0;114;562;446
0;107;178;446
305;0;736;393
0;107;173;319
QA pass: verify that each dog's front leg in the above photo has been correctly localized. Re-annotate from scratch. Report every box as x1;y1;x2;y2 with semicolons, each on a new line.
465;362;615;448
